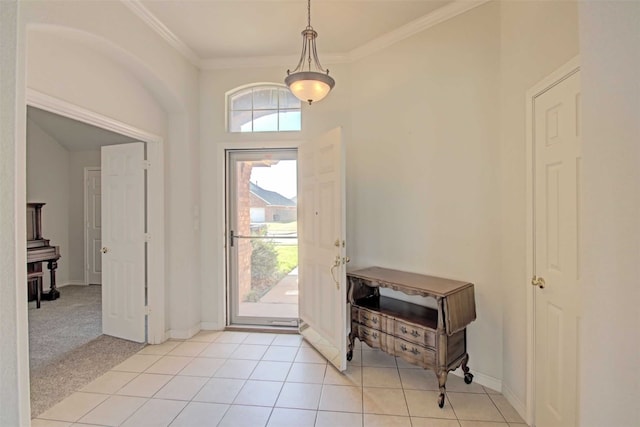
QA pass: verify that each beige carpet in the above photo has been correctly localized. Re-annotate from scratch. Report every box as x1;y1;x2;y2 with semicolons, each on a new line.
28;285;145;417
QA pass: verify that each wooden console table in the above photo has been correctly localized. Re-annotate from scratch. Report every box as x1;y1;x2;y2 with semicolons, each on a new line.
347;266;476;408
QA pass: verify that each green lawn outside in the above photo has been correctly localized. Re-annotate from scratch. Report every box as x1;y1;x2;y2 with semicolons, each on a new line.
276;245;298;274
266;221;297;234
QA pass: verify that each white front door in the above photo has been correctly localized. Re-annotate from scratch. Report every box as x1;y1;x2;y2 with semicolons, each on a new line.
85;168;102;285
298;127;347;371
533;69;581;427
101;142;146;343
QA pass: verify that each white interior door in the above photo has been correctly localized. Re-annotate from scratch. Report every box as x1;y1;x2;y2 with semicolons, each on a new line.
533;70;581;427
101;142;146;343
85;168;102;285
298;127;347;371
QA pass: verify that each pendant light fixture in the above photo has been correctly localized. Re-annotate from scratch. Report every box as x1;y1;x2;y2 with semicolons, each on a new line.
285;0;335;105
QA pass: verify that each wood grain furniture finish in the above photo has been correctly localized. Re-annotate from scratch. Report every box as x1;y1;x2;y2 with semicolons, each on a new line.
27;203;61;305
347;266;476;408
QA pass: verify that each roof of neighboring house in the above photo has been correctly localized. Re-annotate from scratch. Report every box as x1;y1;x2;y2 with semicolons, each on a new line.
250;182;296;207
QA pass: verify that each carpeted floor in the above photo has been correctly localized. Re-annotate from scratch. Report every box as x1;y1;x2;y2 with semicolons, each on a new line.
28;285;145;417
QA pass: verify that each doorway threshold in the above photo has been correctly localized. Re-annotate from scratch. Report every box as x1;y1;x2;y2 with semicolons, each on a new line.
225;324;299;334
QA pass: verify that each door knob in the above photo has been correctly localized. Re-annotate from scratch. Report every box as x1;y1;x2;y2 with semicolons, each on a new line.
531;275;545;289
101;247;109;254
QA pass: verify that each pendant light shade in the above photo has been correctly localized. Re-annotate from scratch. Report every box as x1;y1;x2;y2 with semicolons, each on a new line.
285;0;335;105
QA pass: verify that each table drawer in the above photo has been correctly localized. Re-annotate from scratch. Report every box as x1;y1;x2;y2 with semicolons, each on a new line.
394;320;435;348
352;306;384;330
394;338;436;368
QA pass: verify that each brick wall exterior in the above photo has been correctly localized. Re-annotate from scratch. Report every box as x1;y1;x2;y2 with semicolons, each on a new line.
236;162;253;301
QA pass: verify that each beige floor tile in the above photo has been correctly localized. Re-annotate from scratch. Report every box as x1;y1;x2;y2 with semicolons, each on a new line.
315;411;363;427
286;362;326;383
154;375;209;400
324;364;362;386
411;417;462;427
362;349;398;367
115;373;172;397
214;359;258;379
186;330;222;343
263;345;299;362
318;384;363;413
267;408;316;427
507;424;528;427
244;332;278;345
112;354;162;373
395;356;422;369
137;341;181;355
120;398;187;427
178;356;225;377
77;395;146;426
448;392;505;422
231;343;269;360
276;382;322;410
404;390;457;419
37;392;108;422
458;421;509;427
364;413;412;427
445;373;486;393
398;368;440;391
484;386;501;395
193;377;245;404
272;334;303;347
201;342;239;358
489;395;526;424
363;367;402;388
363;387;409;416
30;419;72;427
215;331;249;343
167;341;209;357
80;371;137;394
233;380;283;406
348;347;363;366
250;360;293;381
217;404;272;427
168;401;229;427
145;356;193;375
294;347;327;364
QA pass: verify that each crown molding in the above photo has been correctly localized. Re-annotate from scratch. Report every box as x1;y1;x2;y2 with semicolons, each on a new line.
121;0;490;70
349;0;491;62
121;0;201;68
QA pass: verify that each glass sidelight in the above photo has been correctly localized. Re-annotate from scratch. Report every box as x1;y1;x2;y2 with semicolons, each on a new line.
227;149;298;327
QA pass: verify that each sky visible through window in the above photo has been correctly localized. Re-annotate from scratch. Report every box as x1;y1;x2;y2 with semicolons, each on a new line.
251;160;297;200
240;111;301;133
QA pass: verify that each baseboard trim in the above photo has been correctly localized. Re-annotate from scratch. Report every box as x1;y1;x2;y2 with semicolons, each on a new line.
168;325;201;340
451;367;502;393
200;322;221;331
502;383;528;425
58;281;87;288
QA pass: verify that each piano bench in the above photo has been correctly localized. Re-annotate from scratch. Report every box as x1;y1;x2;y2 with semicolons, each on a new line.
27;271;43;309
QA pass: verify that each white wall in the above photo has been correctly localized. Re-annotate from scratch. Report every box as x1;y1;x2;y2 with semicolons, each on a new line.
579;1;640;425
26;118;71;290
68;151;101;284
498;0;579;413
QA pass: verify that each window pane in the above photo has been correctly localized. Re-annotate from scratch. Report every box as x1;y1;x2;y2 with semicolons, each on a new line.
230;110;253;132
231;89;253;110
253;88;279;110
279;89;300;109
278;111;301;131
252;110;278;132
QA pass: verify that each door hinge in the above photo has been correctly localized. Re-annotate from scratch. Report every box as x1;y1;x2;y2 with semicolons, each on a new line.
144;233;151;242
142;160;151;170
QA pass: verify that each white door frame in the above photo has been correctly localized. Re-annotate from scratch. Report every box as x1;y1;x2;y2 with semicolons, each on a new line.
84;166;102;286
215;140;301;329
26;89;166;344
525;56;580;426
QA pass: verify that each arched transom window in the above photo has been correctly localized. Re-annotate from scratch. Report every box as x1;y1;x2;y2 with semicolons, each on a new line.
227;84;301;133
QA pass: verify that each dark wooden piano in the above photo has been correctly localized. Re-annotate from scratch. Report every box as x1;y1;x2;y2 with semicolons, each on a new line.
27;203;61;308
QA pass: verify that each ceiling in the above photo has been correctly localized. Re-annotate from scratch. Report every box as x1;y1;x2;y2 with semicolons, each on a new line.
27;107;137;152
133;0;456;66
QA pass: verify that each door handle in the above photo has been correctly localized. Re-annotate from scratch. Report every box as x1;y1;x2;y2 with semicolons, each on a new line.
531;275;545;289
101;247;109;254
330;255;341;289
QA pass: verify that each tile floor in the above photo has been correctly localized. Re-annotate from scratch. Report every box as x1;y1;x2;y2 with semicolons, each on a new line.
32;331;528;427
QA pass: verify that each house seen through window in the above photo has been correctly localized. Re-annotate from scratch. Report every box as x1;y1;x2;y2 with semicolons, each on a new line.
228;84;301;132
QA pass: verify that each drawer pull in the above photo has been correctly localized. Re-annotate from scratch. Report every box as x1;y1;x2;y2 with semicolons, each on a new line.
362;330;378;339
411;330;420;337
410;347;420;355
400;343;420;355
400;326;408;334
400;344;407;351
373;332;378;339
363;315;378;324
